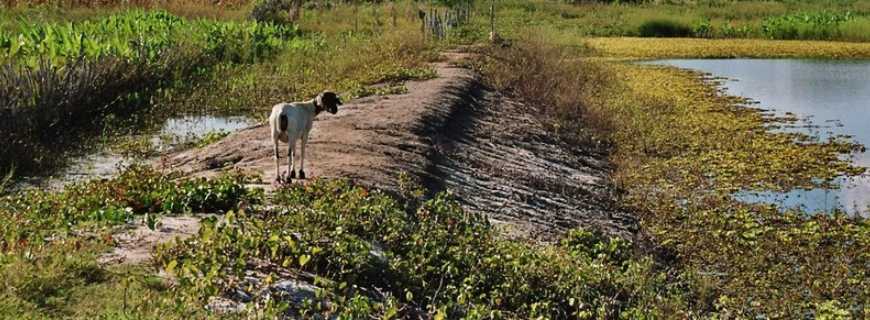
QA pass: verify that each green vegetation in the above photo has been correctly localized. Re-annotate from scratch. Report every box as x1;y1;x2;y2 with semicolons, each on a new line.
0;165;258;317
0;10;300;66
762;11;856;40
591;62;867;316
0;3;437;178
194;130;232;148
470;8;870;314
1;165;257;244
155;179;680;318
3;0;870;318
494;0;870;42
0;10;301;177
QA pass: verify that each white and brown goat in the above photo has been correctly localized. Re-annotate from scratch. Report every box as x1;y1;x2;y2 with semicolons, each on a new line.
269;91;342;183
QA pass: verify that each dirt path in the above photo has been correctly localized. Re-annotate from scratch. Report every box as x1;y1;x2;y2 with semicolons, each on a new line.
162;52;636;241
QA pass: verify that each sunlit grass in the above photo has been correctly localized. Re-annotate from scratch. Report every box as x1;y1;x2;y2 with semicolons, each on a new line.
155;3;440;117
585;37;870;59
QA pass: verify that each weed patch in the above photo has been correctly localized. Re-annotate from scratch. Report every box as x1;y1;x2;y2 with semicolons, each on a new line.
156;179;682;318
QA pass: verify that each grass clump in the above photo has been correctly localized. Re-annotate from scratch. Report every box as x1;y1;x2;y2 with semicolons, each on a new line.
471;40;610;148
194;130;231;148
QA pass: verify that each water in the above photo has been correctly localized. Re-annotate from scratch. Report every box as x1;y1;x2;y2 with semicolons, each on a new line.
158;115;256;142
647;59;870;215
21;115;256;189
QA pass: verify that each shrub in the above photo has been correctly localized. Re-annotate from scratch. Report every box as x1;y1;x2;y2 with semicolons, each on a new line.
250;0;292;24
693;18;713;38
638;19;693;37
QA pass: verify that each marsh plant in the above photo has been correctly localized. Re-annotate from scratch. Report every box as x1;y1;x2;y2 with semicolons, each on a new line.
0;10;300;177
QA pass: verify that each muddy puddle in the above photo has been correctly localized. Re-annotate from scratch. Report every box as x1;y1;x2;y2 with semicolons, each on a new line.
16;115;257;190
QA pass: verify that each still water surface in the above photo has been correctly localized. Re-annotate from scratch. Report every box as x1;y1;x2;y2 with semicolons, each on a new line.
648;59;870;215
21;115;256;189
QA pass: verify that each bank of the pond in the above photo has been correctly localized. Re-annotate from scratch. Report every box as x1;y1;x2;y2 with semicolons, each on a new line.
588;58;868;316
586;37;870;59
474;41;865;315
646;58;870;216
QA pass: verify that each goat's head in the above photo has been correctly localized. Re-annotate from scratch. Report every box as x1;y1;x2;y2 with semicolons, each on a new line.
316;91;342;114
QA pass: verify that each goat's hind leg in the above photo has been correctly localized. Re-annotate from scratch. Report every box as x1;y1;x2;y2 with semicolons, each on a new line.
298;134;308;179
273;139;282;183
288;139;296;180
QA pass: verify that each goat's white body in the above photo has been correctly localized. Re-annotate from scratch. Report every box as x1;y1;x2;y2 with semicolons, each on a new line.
269;100;317;180
270;101;315;144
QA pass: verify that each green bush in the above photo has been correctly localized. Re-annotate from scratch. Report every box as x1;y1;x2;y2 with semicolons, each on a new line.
250;0;293;24
693;18;713;38
638;19;693;37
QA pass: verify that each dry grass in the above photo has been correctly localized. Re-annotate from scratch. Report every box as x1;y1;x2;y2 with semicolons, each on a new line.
471;40;611;149
585;37;870;59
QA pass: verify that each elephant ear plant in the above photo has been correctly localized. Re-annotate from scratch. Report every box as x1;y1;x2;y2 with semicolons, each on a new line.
0;10;300;178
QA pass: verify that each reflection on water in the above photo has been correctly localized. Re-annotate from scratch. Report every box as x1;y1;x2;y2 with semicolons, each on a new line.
159;115;256;140
22;115;256;190
647;59;870;216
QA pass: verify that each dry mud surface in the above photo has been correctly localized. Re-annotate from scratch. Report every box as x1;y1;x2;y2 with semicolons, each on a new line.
163;53;636;241
100;216;201;265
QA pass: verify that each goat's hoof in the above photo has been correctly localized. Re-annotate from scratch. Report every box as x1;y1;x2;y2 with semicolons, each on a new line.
289;170;297;179
298;170;306;180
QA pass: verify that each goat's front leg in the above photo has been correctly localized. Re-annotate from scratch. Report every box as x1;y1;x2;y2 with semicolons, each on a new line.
299;134;308;179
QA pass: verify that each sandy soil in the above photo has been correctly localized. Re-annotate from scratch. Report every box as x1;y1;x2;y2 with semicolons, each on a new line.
99;216;201;265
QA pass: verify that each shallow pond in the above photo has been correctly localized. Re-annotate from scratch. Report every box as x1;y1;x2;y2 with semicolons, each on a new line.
648;59;870;216
20;115;257;189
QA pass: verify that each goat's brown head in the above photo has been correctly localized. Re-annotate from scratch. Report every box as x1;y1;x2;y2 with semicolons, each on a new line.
316;91;342;114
